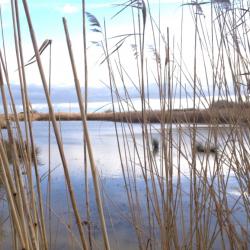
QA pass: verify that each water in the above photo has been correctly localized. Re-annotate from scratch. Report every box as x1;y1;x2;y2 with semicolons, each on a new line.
0;121;249;249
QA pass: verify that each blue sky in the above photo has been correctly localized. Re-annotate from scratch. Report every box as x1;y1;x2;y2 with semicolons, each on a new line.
0;0;198;112
0;0;242;112
0;0;184;88
0;0;218;112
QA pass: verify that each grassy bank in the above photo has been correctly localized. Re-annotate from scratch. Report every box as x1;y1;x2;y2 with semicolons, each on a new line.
1;107;250;124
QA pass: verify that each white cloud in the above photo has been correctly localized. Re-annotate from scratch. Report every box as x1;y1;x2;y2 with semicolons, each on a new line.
149;0;183;3
0;0;10;9
61;4;80;14
87;2;114;10
87;0;182;11
2;0;241;100
0;0;9;4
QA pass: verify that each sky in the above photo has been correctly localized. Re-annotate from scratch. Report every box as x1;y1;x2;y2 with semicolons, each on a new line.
0;0;189;111
0;0;244;112
0;0;184;87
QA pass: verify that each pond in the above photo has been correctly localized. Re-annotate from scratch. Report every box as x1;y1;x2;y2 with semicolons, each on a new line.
0;121;249;249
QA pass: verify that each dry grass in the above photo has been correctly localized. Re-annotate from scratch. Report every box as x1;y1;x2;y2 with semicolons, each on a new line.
2;139;40;164
2;107;250;124
0;0;249;249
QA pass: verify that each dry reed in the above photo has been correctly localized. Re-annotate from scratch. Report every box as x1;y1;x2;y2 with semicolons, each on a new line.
0;0;249;249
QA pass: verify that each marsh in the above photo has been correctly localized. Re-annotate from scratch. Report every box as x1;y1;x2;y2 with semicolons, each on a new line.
0;121;247;249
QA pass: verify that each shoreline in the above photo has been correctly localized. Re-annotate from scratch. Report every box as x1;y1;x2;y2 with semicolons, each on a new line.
1;108;249;126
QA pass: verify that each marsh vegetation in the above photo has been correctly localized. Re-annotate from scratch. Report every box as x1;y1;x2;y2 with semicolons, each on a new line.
0;0;249;249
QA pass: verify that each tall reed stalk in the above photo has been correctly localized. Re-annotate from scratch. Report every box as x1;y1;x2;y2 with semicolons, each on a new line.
22;1;89;249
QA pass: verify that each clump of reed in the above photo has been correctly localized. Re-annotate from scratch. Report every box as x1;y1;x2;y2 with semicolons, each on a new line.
152;137;159;155
195;141;217;154
0;120;6;129
2;139;40;164
0;169;2;186
0;0;249;249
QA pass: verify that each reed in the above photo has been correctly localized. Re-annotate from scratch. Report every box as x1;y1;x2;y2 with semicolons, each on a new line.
2;139;40;163
0;0;249;249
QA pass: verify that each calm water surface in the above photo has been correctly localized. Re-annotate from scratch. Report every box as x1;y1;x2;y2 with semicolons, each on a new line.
0;121;248;249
